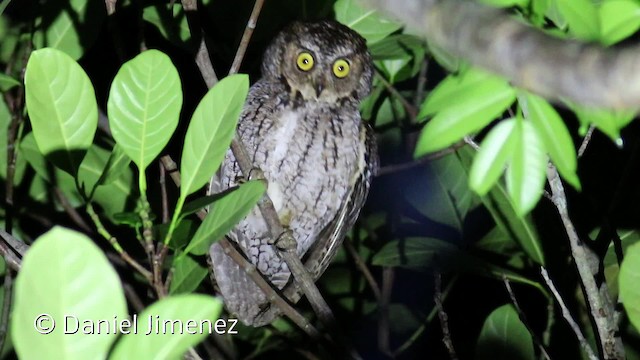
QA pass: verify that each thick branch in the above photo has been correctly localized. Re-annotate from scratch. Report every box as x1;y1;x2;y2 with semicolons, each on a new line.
361;0;640;110
547;166;624;359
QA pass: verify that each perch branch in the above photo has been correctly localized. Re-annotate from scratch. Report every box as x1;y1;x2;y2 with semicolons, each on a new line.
547;165;623;359
361;0;640;110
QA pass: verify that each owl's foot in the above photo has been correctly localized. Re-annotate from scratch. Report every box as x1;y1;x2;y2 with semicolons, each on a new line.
248;167;268;186
272;229;297;252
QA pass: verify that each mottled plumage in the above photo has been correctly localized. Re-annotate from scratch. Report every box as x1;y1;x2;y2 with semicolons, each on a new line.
208;20;377;326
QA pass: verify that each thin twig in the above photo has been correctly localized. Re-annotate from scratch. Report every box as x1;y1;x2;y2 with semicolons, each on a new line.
0;229;28;257
502;276;552;360
53;187;92;233
0;269;13;353
547;165;623;359
375;70;418;121
578;125;595;158
413;57;429;108
228;0;265;74
343;238;381;302
86;203;153;281
159;161;169;224
434;272;458;360
393;275;457;357
541;267;597;360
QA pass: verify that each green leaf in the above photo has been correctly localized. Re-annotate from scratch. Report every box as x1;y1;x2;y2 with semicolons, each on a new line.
475;304;535;360
469;118;517;195
573;105;634;145
472;146;544;265
110;295;223;360
506;121;547;216
619;243;640;333
334;0;402;44
33;0;106;60
0;73;20;91
107;50;183;179
415;72;515;156
25;48;98;176
184;181;265;255
98;145;131;186
170;254;209;295
180;74;248;198
556;0;600;40
180;195;222;219
600;0;640;45
521;93;580;190
418;69;493;119
372;237;460;268
11;227;127;360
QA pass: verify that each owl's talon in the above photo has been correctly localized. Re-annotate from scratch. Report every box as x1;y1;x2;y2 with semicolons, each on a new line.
248;167;265;180
274;229;297;252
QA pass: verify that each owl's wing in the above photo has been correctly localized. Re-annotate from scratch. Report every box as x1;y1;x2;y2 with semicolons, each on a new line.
283;120;378;301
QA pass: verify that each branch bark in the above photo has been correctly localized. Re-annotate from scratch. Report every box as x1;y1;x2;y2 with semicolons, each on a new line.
547;166;624;359
360;0;640;110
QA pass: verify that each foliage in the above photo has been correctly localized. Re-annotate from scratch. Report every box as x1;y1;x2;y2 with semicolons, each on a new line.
0;0;639;358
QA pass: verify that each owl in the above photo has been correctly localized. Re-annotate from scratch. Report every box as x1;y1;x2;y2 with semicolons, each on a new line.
208;20;377;326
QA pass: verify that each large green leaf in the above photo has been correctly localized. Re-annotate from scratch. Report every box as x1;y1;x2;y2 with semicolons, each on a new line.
107;50;182;182
521;93;580;189
12;227;127;360
506;121;547;216
418;69;497;119
183;181;265;255
415;71;515;156
469;118;517;196
475;304;535;360
25;48;98;176
180;75;248;198
33;0;106;60
334;0;402;44
110;295;223;360
556;0;600;40
170;254;209;295
620;243;640;333
599;0;640;45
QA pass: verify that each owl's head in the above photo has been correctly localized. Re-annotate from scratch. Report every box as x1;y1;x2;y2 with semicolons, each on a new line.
262;20;373;103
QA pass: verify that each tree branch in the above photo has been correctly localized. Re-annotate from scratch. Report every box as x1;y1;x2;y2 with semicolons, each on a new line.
547;165;624;359
541;267;598;360
360;0;640;110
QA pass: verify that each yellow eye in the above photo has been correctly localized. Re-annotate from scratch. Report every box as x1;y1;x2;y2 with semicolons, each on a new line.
332;59;350;78
296;52;314;71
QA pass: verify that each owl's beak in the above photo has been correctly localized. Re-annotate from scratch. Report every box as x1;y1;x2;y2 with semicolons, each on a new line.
314;80;325;97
